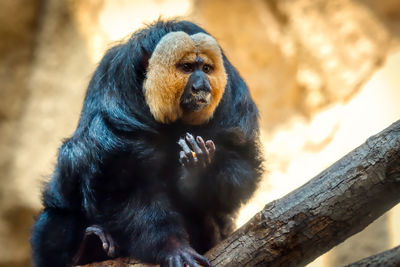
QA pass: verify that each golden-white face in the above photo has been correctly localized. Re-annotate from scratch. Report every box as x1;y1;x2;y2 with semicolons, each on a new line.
143;32;227;125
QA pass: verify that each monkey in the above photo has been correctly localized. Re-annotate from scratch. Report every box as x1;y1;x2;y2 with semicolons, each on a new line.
30;20;263;267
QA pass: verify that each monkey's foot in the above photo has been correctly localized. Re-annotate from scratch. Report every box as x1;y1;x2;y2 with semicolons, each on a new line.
85;225;116;257
178;133;215;168
73;225;116;265
160;247;212;267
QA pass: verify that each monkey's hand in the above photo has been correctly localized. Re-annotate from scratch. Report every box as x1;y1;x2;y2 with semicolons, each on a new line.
161;246;212;267
178;133;215;169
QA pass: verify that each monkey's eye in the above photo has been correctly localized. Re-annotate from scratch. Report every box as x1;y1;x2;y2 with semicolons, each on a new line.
180;63;193;73
202;64;214;74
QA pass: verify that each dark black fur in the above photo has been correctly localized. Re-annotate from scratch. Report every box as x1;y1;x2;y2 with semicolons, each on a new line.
31;20;263;267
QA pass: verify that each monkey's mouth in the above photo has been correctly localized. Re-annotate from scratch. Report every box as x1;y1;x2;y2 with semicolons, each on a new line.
196;99;207;105
181;94;211;112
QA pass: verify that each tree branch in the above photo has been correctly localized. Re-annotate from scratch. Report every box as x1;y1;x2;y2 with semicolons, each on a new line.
79;120;400;267
345;245;400;266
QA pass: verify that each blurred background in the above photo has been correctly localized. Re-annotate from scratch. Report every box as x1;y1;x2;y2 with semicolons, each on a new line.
0;0;399;266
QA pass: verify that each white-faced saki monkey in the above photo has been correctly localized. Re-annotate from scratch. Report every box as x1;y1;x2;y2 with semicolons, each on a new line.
31;20;263;267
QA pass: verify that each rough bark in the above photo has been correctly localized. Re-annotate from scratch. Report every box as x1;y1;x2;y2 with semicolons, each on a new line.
345;245;400;266
80;119;400;267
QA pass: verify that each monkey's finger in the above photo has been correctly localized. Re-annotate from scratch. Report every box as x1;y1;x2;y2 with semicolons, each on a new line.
184;248;212;267
181;251;199;267
196;136;210;165
191;253;212;267
186;133;202;161
196;136;208;155
179;151;189;166
105;233;116;257
167;257;174;267
107;243;116;258
205;140;216;155
178;139;197;167
172;256;184;267
178;138;195;161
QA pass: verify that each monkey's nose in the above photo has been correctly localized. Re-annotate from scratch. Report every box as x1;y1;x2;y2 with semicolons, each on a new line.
191;83;201;94
191;81;211;95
